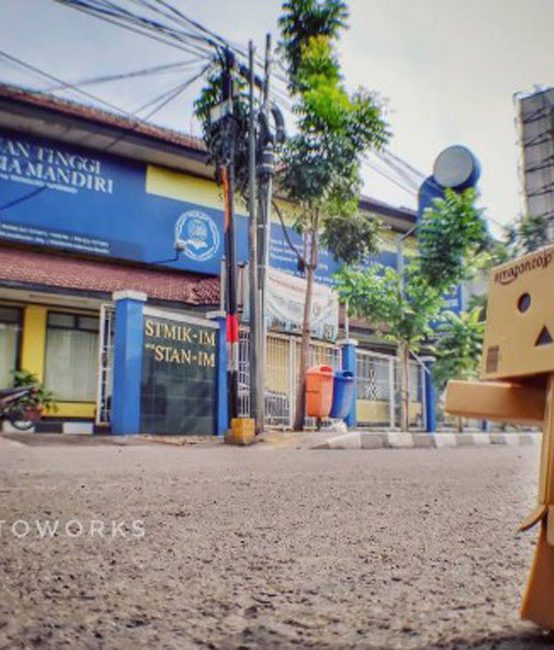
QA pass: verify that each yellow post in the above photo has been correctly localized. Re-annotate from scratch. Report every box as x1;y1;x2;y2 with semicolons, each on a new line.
225;418;256;446
20;305;47;381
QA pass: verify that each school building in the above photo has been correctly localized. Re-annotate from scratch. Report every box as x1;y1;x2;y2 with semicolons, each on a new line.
0;82;436;434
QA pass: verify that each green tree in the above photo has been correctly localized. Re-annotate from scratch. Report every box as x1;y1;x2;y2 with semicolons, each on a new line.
432;308;484;431
509;213;551;255
194;60;251;200
278;0;389;430
338;188;486;431
417;188;487;288
462;213;551;319
432;308;484;390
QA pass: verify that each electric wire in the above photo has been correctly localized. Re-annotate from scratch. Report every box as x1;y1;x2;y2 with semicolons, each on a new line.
15;1;428;214
53;0;428;192
0;46;207;125
364;159;418;198
45;58;203;92
52;0;215;59
0;48;133;116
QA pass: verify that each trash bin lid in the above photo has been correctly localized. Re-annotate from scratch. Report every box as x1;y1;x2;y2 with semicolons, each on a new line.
334;370;354;380
307;364;334;375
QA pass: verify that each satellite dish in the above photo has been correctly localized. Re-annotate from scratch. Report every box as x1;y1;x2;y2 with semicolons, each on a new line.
433;145;480;190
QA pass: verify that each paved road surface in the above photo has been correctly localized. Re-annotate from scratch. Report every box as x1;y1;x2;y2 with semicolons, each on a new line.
0;438;551;649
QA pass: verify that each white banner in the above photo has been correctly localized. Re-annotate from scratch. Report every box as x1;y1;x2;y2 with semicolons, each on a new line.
266;268;339;341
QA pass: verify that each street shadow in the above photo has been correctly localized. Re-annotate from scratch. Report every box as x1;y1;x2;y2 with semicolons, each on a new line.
440;629;554;649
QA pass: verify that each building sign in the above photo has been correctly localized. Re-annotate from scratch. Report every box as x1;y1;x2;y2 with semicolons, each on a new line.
0;136;115;194
0;129;224;274
140;310;218;435
0;128;462;322
266;268;338;340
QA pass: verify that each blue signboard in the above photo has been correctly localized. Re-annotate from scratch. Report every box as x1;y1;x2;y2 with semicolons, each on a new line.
0;129;405;283
0;128;461;318
0;129;225;274
267;221;399;286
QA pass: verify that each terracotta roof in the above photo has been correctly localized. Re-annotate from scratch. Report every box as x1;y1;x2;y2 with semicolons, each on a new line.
0;83;206;153
0;247;219;306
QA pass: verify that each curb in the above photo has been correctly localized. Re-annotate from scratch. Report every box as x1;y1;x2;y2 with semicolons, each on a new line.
311;431;541;450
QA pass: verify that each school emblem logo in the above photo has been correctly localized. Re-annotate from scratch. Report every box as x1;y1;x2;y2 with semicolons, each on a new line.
175;210;220;262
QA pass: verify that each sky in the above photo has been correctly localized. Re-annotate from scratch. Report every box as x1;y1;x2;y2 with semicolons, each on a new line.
1;0;554;236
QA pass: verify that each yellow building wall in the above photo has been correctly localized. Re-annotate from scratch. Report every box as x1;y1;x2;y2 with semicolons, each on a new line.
356;399;422;425
21;305;47;381
357;400;389;423
54;402;95;418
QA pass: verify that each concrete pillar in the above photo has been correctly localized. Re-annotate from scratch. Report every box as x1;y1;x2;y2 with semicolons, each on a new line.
111;290;147;435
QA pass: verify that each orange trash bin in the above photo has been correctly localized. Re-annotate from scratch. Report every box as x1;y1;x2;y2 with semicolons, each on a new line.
306;365;334;418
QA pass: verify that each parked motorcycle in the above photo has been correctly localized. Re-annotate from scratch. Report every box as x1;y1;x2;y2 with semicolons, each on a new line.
0;385;40;431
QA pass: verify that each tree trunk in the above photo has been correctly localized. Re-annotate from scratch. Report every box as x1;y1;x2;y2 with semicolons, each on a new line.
294;217;319;431
457;416;464;433
400;341;410;432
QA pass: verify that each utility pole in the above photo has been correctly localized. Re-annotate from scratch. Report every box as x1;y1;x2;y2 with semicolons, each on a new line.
247;41;261;432
257;34;274;431
221;47;239;421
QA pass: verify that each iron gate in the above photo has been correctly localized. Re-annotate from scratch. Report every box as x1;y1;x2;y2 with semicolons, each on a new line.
95;303;115;426
239;329;341;428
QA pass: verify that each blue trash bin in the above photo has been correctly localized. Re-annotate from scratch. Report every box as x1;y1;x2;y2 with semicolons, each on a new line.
329;370;355;419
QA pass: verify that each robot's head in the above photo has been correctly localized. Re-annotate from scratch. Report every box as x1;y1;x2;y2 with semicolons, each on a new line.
482;244;554;379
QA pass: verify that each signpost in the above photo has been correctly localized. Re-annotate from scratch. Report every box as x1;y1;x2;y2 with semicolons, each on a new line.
140;310;219;435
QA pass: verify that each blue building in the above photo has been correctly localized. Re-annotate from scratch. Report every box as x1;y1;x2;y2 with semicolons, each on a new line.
0;83;430;434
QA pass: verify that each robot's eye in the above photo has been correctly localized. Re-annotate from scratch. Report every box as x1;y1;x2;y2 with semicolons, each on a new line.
518;293;531;313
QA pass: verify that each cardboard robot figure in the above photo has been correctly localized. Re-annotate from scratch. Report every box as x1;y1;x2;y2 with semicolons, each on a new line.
446;243;554;629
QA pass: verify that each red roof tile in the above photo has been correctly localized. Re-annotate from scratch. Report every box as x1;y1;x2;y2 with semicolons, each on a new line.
0;247;219;306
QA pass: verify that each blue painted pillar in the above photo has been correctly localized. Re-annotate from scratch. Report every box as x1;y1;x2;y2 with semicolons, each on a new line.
208;310;229;436
339;338;358;429
111;290;147;435
423;358;436;434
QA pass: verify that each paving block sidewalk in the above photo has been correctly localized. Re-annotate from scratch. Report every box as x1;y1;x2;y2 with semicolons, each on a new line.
312;431;541;450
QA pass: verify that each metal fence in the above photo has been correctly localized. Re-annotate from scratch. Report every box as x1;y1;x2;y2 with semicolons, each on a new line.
356;349;426;430
239;329;341;428
239;330;427;430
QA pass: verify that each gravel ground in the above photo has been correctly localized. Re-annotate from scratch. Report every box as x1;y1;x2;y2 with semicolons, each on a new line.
0;437;552;649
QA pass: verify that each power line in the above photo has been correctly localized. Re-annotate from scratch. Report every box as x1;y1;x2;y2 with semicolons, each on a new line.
129;0;222;49
45;58;202;92
97;0;216;55
53;0;430;193
127;62;209;126
18;1;427;209
52;0;215;60
0;48;133;116
0;46;207;125
364;159;418;198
